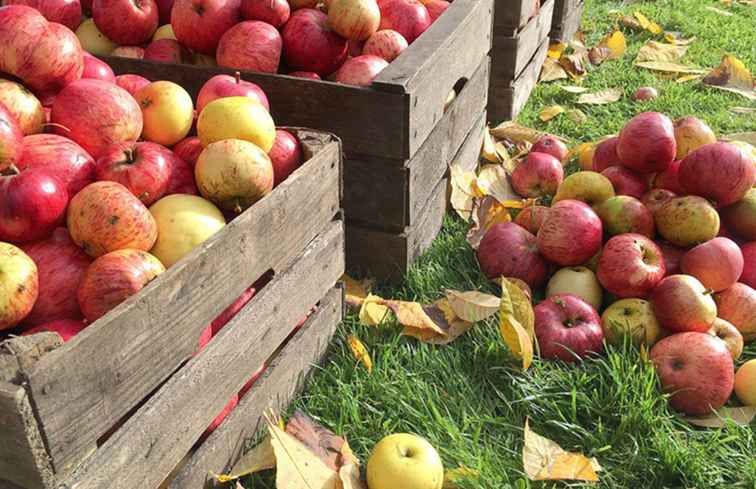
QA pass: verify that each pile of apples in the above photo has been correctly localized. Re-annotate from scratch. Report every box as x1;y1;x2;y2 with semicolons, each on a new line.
5;0;450;87
477;111;756;416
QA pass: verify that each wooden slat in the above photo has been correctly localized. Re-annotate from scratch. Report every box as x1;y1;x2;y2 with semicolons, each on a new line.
374;0;492;158
491;37;548;122
25;131;341;475
168;286;344;489
65;221;345;489
493;0;540;30
551;0;580;31
550;0;583;41
0;382;54;489
344;59;489;232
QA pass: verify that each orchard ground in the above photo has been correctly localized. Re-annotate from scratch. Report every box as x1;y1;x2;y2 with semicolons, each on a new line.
244;0;756;487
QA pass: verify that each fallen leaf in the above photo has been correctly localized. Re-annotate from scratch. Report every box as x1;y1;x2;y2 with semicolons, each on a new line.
559;54;587;80
730;106;756;114
494;142;515;172
597;30;626;61
450;164;477;220
445;289;500;322
481;127;500;163
540;57;569;82
683;406;756;428
547;41;567;60
384;298;473;345
725;132;756;145
703;55;756;101
705;5;734;15
635;40;688;63
347;335;372;373
342;275;374;310
577;88;622;105
539;105;565;122
619;15;642;31
466;196;513;249
490;121;544;144
499;278;534;369
523;420;602;481
633;11;663;34
676;74;702;83
285;411;350;472
215;437;276;482
588;46;611;66
475;164;519;205
566;109;588;124
339;463;366;489
442;465;480;489
560;85;588;93
634;61;707;74
663;32;696;45
358;293;390;326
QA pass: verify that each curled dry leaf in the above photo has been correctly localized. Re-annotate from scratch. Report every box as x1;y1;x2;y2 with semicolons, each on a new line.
539;105;565;122
445;289;500;322
663;32;696;45
450;164;477;220
547;41;567;60
285;410;350;471
559;54;587;80
522;420;602;481
635;40;689;63
466;196;513;250
560;85;588;94
383;298;474;345
633;11;663;34
499;278;534;369
619;15;642;31
683;406;756;428
702;55;756;101
359;293;390;326
339;463;366;489
490;121;544;144
475;164;520;204
566;109;588;124
495;142;515;172
347;335;373;373
442;465;480;489
216;437;277;482
635;61;707;74
540;57;569;82
481;127;500;163
577;88;622;105
595;30;626;63
342;274;375;310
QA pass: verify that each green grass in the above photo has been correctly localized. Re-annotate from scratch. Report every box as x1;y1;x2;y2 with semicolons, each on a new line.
243;1;756;488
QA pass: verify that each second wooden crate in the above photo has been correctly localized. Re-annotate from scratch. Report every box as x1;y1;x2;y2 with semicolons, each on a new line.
551;0;584;41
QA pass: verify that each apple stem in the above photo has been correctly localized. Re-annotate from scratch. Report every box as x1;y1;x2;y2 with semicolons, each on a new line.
42;122;70;133
235;72;242;84
1;164;20;177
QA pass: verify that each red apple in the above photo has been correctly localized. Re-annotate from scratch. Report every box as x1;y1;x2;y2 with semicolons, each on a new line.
282;8;348;76
111;46;146;58
328;0;381;41
425;0;449;22
477;222;548;288
347;39;365;56
241;0;290;27
652;159;684;194
94;141;173;205
216;21;282;73
334;54;388;86
202;394;238;438
78;248;165;322
197;324;212;352
19;228;91;326
289;71;322;80
92;0;159;45
51;79;143;158
679;142;756;207
537;199;603;266
4;0;83;30
165;153;198;195
0;166;68;243
67;181;158;257
172;136;203;167
81;52;116;83
632;86;658;101
18;134;96;196
600;166;647;199
649;332;734;415
740;242;756;288
597;233;665;298
651;274;717;333
721;188;756;241
531;135;569;164
617;112;676;174
656;241;685;276
171;0;242;55
0;242;38;330
708;317;743;360
144;38;190;63
680;238;743;292
511;152;564;198
115;74;151;96
596;195;655;238
196;73;270;115
513;205;549;235
641;188;676;216
592;136;621;172
714;283;756;342
269;130;302;186
156;0;175;23
534;294;604;362
22;319;86;342
378;0;430;44
362;29;406;62
674;116;716;160
0;102;23;172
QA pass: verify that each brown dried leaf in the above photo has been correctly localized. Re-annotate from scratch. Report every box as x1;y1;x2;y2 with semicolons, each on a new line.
703;55;756;101
676;74;702;83
490;121;544;144
466;196;513;250
475;164;519;204
285;411;348;472
683;406;756;428
385;299;473;345
663;32;696;45
560;85;588;94
342;274;374;310
595;31;626;63
635;40;689;63
481;127;500;163
577;88;622;105
566;109;588;124
442;465;480;489
633;11;663;34
559;54;587;79
450;164;477;220
539;105;565;122
523;420;602;481
540;57;569;82
216;437;277;482
499;278;534;369
588;46;611;66
358;293;390;326
347;335;372;374
635;61;707;74
619;15;643;31
445;289;500;322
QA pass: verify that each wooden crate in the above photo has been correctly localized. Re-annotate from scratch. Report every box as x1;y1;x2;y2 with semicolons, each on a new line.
489;0;553;122
494;36;549;122
0;130;345;489
493;0;541;31
550;0;583;41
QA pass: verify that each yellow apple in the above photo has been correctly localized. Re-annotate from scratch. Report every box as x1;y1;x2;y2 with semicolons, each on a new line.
197;96;275;152
553;171;615;207
135;81;194;147
734;359;756;406
367;434;444;489
0;79;45;135
0;242;38;331
152;24;176;41
601;298;661;346
149;195;226;268
76;18;117;55
546;266;602;311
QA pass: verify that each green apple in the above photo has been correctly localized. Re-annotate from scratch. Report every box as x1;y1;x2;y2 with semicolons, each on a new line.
367;434;444;489
546;266;603;311
601;298;661;346
553;171;615;207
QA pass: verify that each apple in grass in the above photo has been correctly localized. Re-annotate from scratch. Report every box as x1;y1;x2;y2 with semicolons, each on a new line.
144;39;191;63
656;241;685;276
674;116;716;160
652;159;684;194
511;152;564;198
23;319;86;342
740;242;756;288
600;166;647;199
679;142;756;207
217;21;283;73
651;274;717;333
596;196;655;238
546;266;602;311
708;318;743;360
721;188;756;241
135;81;194;147
592;136;621;172
513;205;549;235
617;112;676;174
597;234;665;298
476;222;548;289
655;196;719;248
269;130;302;186
378;0;431;43
172;137;203;167
81;52;116;83
78;249;165;322
75;18;116;55
94;142;173;206
282;9;348;77
641;188;675;216
714;283;756;342
552;171;615;207
171;0;242;55
335;54;388;86
534;294;604;362
67;181;158;257
0;79;45;136
650;332;734;415
197;96;275;152
0;167;68;243
111;46;146;58
601;298;661;346
196;73;270;114
241;0;290;28
92;0;159;45
18;134;95;196
4;0;83;30
680;238;743;292
531;135;569;164
734;359;756;406
0;103;23;172
363;29;407;62
116;74;151;96
367;434;444;489
537;199;603;266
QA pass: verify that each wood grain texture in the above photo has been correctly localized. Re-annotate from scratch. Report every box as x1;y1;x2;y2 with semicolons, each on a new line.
64;221;345;489
550;0;583;41
168;286;344;489
24;131;341;475
491;37;549;122
551;0;581;31
0;382;54;489
493;0;540;29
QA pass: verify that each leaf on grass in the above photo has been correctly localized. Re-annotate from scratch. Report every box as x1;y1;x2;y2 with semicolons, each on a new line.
663;32;696;45
540;57;569;82
385;299;473;345
445;289;500;322
634;61;706;74
560;85;588;93
559;54;588;80
522;420;602;481
285;411;351;472
466;196;513;250
635;40;689;63
577;88;622;105
730;106;756;114
216;437;277;482
442;465;480;489
702;55;756;101
339;463;366;489
481;127;500;163
490;121;544;144
499;278;534;369
475;164;520;205
358;293;390;326
676;74;702;83
619;15;642;31
633;11;663;34
705;5;734;15
592;31;626;64
347;335;373;374
547;41;567;60
566;109;588;124
683;406;756;428
342;274;374;310
450;164;477;220
539;105;565;122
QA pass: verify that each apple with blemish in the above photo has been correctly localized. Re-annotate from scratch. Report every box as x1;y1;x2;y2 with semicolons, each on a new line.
282;8;348;76
513;205;549;235
135;81;194;147
597;233;665;298
679;142;756;207
601;166;647;199
537;199;603;266
655;196;720;248
534;294;604;362
641;188;675;216
553;171;614;207
674;116;716;160
596;196;655;238
511;152;564;198
0;242;38;331
477;222;548;289
378;0;430;43
363;29;407;62
651;274;717;333
92;0;159;45
601;298;661;346
0;79;45;136
217;20;282;73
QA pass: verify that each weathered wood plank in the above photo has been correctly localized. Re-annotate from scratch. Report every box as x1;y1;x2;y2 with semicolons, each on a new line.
550;0;583;41
490;0;554;82
25;131;341;475
0;382;54;489
168;286;344;489
491;37;548;122
551;0;580;32
65;221;345;489
493;0;540;30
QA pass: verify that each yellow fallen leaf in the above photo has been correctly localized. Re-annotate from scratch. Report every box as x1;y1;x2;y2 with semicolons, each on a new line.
540;57;568;82
703;55;756;101
475;164;519;204
339;463;365;489
445;289;500;322
577;88;622;105
466;196;513;250
499;278;534;369
494;142;515;172
347;335;372;373
522;420;602;481
481;127;499;163
619;15;642;31
341;274;374;310
503;278;534;338
683;406;756;428
663;32;696;45
359;293;390;326
633;11;663;34
539;105;565;122
547;41;567;60
634;61;707;74
676;74;702;83
490;121;544;144
730;106;756;114
450;164;477;220
442;465;480;489
705;5;734;15
215;437;276;482
560;85;588;94
635;40;689;63
598;30;626;60
383;299;474;345
566;109;588;124
559;54;587;80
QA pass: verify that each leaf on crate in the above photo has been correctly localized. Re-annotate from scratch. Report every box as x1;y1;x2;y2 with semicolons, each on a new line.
347;335;373;373
466;196;513;250
702;55;756;101
566;109;588;124
475;164;519;204
445;289;500;322
539;105;565;122
596;30;626;61
547;41;567;60
359;293;390;326
730;106;756;114
450;164;477;220
499;278;534;369
560;85;588;94
635;40;689;63
663;32;696;45
442;465;480;488
683;406;756;428
481;127;500;163
705;5;734;15
577;88;622;105
676;74;702;83
490;121;544;144
342;274;375;310
635;61;707;74
215;437;276;482
540;57;569;82
633;11;663;34
522;420;602;481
